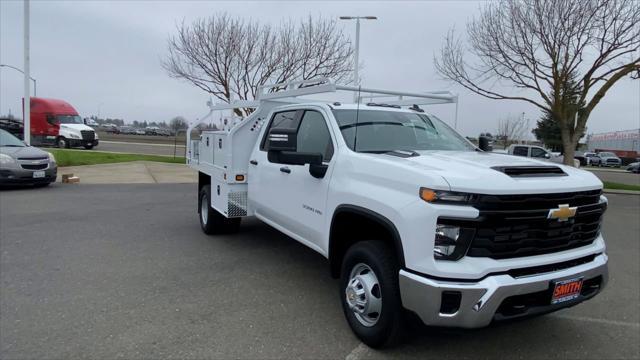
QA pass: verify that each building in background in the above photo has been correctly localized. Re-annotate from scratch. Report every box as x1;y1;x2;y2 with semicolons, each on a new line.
587;129;639;162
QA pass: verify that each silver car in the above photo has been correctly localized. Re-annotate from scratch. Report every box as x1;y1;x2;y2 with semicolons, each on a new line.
0;129;57;186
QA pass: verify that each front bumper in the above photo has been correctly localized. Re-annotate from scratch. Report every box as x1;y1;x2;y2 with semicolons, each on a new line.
399;253;608;328
0;166;57;185
69;138;99;148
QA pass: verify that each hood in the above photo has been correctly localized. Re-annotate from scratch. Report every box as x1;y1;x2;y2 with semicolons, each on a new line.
0;145;50;159
373;150;602;195
60;124;94;132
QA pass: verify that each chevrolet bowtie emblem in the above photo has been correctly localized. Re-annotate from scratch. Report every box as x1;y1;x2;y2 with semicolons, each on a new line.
548;204;577;222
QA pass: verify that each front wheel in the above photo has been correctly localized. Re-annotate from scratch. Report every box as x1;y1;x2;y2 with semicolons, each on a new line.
199;185;241;235
340;241;404;348
57;137;69;149
84;144;94;150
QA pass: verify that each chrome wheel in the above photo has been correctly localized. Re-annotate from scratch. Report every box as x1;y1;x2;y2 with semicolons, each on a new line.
345;263;382;327
200;194;209;225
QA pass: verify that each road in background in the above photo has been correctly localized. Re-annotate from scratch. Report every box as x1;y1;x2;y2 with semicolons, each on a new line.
97;141;186;157
589;168;639;186
1;185;638;359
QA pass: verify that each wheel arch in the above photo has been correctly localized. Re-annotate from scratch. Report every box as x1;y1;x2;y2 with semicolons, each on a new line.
198;172;211;212
328;204;405;278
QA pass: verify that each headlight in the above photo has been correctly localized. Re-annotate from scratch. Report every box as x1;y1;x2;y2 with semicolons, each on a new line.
0;153;16;165
433;222;474;261
420;188;473;203
48;152;56;164
94;131;99;140
69;133;80;139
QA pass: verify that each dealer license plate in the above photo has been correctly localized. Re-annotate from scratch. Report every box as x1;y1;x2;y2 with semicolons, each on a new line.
33;171;45;178
551;277;583;304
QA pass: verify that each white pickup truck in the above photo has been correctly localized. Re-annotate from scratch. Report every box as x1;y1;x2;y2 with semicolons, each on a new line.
187;79;608;347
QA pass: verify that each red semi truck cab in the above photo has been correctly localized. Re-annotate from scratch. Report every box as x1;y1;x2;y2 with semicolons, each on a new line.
24;97;99;149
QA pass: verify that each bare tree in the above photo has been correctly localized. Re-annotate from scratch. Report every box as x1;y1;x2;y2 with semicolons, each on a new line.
435;0;640;165
169;116;188;132
496;115;528;149
163;14;354;116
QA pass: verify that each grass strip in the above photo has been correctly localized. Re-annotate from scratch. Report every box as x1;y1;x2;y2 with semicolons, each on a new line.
48;149;185;167
603;181;640;192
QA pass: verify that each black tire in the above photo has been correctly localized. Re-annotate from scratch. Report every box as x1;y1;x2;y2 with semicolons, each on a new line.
57;137;69;149
84;144;94;150
199;185;241;235
340;241;404;348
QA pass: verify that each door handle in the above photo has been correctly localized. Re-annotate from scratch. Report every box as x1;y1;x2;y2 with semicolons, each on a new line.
280;166;291;174
249;160;258;165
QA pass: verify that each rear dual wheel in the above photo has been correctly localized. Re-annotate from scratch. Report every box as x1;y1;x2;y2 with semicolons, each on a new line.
199;185;240;235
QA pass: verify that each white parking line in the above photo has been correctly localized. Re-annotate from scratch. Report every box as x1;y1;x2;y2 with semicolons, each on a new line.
345;342;370;360
550;314;640;328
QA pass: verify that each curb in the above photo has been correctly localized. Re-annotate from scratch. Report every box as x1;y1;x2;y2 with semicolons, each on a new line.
603;189;640;195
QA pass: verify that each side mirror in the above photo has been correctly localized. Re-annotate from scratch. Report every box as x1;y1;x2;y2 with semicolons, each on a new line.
544;153;551;159
266;128;297;152
478;136;492;152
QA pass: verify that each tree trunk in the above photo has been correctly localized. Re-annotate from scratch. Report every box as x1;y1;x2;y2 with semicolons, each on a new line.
562;139;577;166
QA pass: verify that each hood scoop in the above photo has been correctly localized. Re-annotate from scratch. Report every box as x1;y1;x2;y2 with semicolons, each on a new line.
492;166;567;177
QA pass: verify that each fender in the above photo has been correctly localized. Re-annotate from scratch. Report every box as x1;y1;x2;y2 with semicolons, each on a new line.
330;204;406;269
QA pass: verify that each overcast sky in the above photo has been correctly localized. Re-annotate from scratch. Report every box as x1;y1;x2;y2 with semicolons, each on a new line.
1;0;638;137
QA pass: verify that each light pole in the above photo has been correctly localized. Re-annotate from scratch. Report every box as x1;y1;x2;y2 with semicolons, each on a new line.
23;0;31;145
339;15;377;102
0;64;36;96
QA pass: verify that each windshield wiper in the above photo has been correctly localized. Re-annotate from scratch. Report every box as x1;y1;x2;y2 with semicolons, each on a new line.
2;144;25;147
360;149;420;158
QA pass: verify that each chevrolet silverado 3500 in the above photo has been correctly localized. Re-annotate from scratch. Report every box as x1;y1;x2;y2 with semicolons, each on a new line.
187;79;608;347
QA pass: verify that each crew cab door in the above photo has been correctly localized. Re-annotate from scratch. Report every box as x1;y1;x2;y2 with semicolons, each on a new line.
248;109;335;252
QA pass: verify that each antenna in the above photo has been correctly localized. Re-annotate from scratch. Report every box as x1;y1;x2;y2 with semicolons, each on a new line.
353;86;362;152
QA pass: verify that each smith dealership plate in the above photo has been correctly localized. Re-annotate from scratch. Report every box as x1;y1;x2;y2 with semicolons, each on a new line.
551;277;583;304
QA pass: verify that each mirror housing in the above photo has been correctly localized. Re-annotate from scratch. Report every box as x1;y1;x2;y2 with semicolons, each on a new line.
544;153;551;159
266;128;297;152
478;136;493;152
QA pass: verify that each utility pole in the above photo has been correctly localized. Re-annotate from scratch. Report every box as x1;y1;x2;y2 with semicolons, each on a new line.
339;16;377;102
23;0;31;145
0;64;36;96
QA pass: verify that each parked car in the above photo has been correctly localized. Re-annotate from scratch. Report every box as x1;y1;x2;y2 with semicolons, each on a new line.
156;128;172;136
626;161;640;173
134;129;146;135
118;126;135;135
507;144;581;167
145;126;161;135
596;152;621;167
0;117;24;139
0;129;57;186
583;152;602;166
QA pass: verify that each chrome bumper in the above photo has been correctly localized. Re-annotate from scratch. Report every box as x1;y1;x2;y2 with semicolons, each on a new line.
399;253;608;328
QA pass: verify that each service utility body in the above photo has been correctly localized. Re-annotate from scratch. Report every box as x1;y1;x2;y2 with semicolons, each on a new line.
186;79;608;348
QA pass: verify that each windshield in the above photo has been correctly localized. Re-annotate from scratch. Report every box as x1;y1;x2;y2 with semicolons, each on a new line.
332;109;474;152
56;115;84;124
0;129;25;147
599;152;615;157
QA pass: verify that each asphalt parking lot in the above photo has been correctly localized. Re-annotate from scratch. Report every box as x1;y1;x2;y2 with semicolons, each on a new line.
1;184;639;359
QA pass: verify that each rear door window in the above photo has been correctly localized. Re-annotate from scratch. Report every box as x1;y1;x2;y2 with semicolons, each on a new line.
512;146;529;157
